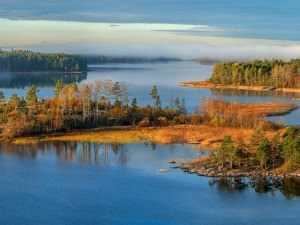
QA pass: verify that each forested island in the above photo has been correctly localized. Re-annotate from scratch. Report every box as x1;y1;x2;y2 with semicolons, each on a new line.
0;50;87;72
0;79;298;178
181;59;300;93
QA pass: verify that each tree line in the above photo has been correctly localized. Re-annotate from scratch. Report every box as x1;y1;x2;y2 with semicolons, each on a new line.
0;80;277;140
215;127;300;172
210;59;300;88
0;50;87;72
0;81;187;139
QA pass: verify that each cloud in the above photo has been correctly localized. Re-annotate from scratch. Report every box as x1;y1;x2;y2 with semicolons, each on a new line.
1;0;300;41
1;19;300;60
24;42;300;60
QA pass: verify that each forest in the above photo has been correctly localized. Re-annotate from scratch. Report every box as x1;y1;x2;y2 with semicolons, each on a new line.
0;50;87;72
0;80;281;140
210;59;300;88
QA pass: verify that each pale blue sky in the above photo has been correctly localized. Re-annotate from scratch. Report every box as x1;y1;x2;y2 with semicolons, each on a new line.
1;0;300;58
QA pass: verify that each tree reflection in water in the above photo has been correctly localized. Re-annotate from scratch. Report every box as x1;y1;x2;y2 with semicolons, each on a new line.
210;176;300;199
211;88;300;99
1;142;299;198
0;72;87;88
209;177;249;192
0;142;128;166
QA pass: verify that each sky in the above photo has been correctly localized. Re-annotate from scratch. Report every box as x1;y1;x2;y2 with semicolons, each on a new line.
1;0;300;59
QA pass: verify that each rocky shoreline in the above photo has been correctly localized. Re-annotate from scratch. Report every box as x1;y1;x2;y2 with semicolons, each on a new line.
169;160;300;179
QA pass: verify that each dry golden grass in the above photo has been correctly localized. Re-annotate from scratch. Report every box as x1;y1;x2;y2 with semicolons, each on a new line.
180;81;217;88
235;102;298;116
42;129;148;144
13;125;280;150
13;137;40;145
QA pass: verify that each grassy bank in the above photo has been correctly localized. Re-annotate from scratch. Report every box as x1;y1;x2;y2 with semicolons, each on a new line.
13;125;280;149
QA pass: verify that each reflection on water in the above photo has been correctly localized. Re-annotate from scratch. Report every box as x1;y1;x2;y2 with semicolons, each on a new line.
211;88;300;99
0;142;129;165
1;141;299;198
209;177;249;192
210;177;300;198
0;142;200;169
0;72;87;88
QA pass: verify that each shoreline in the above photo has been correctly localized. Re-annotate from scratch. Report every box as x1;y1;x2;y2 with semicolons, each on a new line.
176;160;300;179
13;125;278;147
179;80;300;94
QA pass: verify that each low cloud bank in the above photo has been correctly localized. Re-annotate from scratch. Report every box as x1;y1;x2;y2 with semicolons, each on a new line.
26;43;300;61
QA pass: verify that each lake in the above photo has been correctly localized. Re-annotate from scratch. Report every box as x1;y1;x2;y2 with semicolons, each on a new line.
0;142;300;225
0;61;300;225
0;61;299;125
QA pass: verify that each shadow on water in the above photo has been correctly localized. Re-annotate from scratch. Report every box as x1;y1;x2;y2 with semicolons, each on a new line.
210;177;300;199
0;72;87;88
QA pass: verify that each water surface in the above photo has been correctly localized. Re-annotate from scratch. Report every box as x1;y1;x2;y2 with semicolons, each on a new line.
0;142;299;225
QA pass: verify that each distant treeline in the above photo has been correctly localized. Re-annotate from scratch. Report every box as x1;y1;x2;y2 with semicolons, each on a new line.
86;55;181;64
0;50;87;72
211;59;300;88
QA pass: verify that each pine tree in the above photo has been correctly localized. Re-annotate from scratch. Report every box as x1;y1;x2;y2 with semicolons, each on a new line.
256;138;271;169
270;133;282;169
26;85;38;105
282;127;300;171
55;80;64;97
0;91;5;104
150;85;161;109
131;98;138;109
217;136;235;168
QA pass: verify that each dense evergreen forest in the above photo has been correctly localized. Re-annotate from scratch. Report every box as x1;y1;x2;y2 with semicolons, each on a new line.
210;59;300;88
0;50;87;72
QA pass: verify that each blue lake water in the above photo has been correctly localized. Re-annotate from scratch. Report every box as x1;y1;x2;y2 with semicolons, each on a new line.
0;61;300;224
0;61;299;125
0;142;299;225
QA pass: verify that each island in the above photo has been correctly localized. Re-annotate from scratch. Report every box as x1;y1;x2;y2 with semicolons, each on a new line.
0;77;298;179
180;59;300;93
